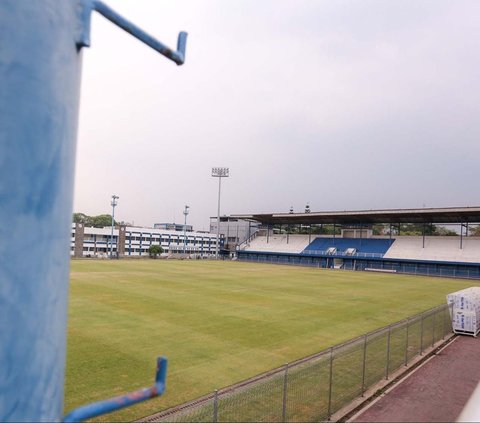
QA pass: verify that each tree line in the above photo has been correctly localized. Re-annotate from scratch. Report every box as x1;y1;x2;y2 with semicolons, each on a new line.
73;213;117;228
270;223;480;236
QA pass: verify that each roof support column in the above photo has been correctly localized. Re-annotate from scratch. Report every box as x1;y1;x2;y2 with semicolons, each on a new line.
422;223;425;249
460;222;464;250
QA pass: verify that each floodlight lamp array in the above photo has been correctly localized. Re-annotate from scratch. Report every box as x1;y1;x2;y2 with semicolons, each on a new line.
212;167;229;177
111;194;119;207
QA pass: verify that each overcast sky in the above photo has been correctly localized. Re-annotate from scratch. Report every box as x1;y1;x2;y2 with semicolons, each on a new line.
74;0;480;231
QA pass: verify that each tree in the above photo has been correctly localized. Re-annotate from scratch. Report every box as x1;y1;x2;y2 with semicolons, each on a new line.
393;223;458;236
469;226;480;236
148;245;163;259
91;214;115;228
309;224;340;235
373;224;387;235
434;226;457;236
72;213;116;228
73;213;89;224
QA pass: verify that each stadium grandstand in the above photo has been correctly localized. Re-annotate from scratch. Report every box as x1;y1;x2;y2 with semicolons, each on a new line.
231;206;480;279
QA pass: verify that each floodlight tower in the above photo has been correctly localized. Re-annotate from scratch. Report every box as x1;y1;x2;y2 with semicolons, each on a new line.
110;195;119;259
183;205;190;254
212;167;229;259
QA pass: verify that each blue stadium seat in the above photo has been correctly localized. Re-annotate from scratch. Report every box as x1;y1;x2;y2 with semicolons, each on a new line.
302;238;393;257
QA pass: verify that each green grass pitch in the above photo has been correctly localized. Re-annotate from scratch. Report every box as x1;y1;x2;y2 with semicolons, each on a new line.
65;260;475;421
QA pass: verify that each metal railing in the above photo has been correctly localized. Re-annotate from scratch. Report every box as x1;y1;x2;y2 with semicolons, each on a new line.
237;229;260;250
141;304;452;423
355;262;480;279
238;254;480;279
303;250;384;258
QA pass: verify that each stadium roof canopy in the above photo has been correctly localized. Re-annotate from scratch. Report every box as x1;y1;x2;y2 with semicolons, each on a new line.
230;206;480;225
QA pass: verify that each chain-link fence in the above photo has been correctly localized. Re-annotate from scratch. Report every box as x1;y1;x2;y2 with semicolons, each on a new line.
144;304;452;423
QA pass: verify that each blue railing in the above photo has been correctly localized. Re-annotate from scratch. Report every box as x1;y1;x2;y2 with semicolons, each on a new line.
63;357;168;422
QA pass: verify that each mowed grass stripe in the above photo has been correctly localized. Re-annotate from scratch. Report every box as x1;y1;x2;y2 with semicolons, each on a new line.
66;260;474;421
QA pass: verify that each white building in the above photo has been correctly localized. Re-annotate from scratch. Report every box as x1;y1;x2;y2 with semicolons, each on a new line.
71;223;221;258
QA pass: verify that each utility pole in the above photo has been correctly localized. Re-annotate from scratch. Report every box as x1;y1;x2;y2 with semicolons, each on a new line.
110;195;119;259
183;205;189;254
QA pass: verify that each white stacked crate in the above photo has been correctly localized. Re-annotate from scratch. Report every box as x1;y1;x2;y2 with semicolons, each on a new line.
447;287;480;336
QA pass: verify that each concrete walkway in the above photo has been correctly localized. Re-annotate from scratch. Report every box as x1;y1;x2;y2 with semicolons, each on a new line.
352;336;480;422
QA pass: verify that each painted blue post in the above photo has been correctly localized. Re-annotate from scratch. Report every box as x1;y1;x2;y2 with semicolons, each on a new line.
0;2;85;420
0;1;186;421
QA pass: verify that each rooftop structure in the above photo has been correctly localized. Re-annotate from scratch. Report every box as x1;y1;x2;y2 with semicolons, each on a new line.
154;223;193;232
231;206;480;225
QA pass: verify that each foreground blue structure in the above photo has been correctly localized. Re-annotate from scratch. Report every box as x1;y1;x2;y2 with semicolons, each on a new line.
0;1;186;421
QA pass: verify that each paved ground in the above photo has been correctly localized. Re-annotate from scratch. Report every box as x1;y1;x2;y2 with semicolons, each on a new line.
352;336;480;422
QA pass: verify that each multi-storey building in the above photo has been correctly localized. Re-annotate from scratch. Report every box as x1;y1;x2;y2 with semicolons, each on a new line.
71;223;220;258
209;217;260;251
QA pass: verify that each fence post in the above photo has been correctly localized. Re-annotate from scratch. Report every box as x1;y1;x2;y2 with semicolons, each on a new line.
442;305;446;339
213;389;218;423
405;317;409;366
432;309;436;346
327;347;333;420
282;363;288;423
361;334;367;396
385;325;391;380
420;313;424;355
447;302;453;337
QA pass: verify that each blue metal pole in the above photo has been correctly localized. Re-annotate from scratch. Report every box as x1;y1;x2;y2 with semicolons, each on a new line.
0;1;186;421
0;2;84;420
